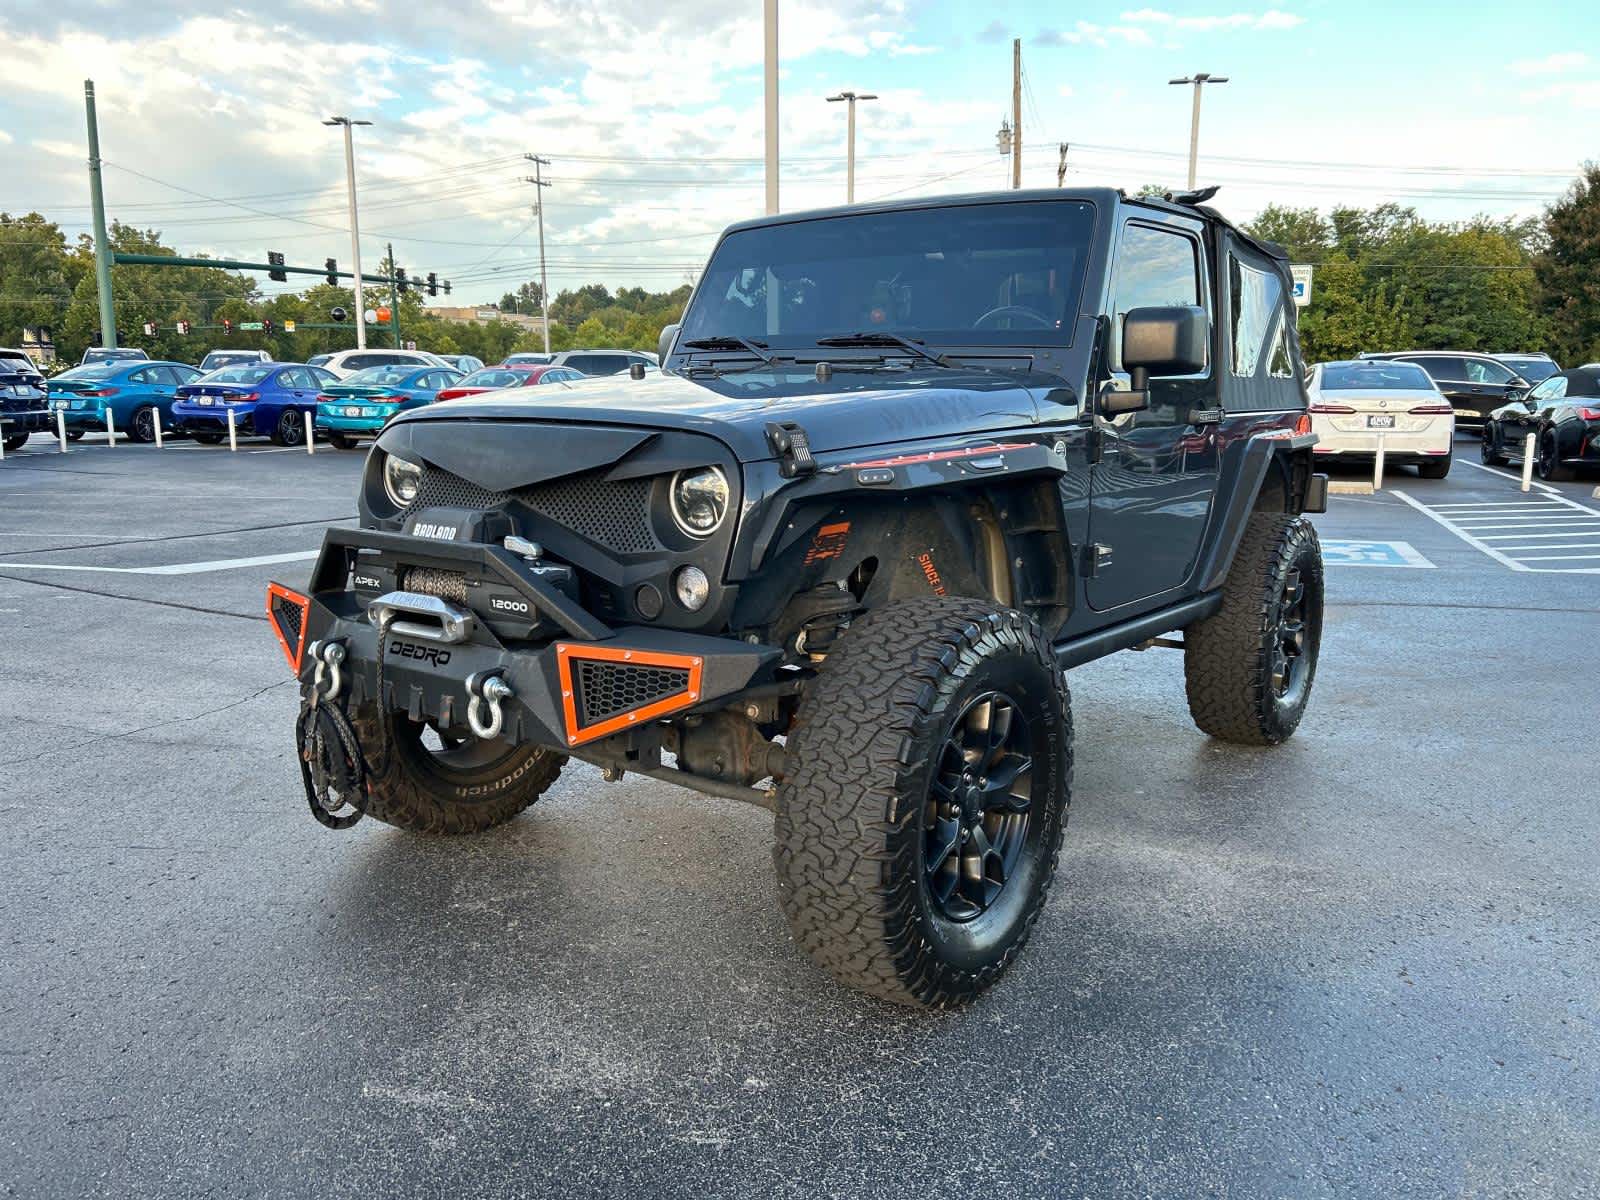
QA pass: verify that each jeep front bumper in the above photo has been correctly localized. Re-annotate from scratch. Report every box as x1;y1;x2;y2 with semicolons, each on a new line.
269;528;779;751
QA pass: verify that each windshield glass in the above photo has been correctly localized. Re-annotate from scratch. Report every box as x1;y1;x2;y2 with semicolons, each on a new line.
344;366;416;386
84;349;144;361
504;354;551;365
57;364;121;381
679;200;1097;349
201;365;274;385
1499;357;1556;384
1321;362;1436;390
203;352;260;368
459;368;526;388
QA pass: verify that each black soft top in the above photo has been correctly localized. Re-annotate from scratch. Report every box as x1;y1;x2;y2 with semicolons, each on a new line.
1561;366;1600;396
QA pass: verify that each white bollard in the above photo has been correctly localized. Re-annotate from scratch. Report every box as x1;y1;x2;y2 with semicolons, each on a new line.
304;410;314;455
56;407;68;452
153;407;164;449
1372;433;1386;490
105;408;117;447
227;407;238;453
1522;434;1535;492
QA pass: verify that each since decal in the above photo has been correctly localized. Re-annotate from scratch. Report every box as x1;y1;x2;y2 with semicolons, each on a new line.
917;550;948;596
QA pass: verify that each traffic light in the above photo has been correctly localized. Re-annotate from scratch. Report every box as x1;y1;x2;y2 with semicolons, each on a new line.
142;321;157;336
176;320;191;335
396;266;408;293
262;319;275;335
427;272;438;297
222;318;234;335
443;280;451;295
267;250;287;282
325;258;338;286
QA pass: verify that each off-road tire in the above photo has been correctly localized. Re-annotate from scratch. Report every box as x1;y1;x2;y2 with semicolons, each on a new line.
1416;453;1451;480
329;432;356;450
347;703;566;834
1480;429;1507;466
192;431;224;445
774;597;1072;1009
1537;429;1574;482
1184;513;1323;746
2;433;27;452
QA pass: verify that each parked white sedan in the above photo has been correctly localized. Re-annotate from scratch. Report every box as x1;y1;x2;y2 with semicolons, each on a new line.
1308;360;1456;479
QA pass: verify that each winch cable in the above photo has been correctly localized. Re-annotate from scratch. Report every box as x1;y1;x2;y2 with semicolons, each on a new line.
298;611;396;831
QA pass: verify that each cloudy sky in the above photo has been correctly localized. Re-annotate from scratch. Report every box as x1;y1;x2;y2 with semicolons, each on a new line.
2;0;1592;305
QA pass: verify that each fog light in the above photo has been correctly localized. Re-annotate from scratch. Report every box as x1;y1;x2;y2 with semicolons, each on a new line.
673;566;710;611
635;582;664;620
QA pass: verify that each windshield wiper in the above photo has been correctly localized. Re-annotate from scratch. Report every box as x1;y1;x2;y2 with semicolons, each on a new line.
679;336;774;364
814;332;951;368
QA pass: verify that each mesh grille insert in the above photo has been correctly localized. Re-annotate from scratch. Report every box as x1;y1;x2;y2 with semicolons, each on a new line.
405;466;662;554
574;661;690;727
271;593;304;643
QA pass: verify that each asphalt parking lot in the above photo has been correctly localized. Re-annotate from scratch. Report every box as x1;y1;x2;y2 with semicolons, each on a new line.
2;434;1597;1199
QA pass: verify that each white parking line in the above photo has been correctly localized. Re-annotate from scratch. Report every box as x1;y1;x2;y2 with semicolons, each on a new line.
1519;552;1600;561
1391;475;1600;573
0;550;318;575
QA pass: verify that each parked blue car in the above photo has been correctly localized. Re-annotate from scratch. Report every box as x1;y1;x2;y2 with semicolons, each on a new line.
171;362;339;446
314;364;462;448
48;360;204;443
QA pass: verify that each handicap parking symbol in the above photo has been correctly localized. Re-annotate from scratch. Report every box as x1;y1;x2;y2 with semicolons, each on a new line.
1322;539;1435;568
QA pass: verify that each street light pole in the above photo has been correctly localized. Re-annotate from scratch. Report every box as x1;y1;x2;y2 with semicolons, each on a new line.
83;80;117;350
764;0;779;214
826;91;878;203
525;155;552;354
324;116;372;348
1168;73;1228;190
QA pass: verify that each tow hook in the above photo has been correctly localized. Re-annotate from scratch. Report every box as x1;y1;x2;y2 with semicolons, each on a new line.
466;671;514;740
307;639;347;702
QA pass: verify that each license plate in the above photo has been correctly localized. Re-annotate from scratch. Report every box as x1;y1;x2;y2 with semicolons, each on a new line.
344;406;364;417
1367;415;1396;429
196;397;214;406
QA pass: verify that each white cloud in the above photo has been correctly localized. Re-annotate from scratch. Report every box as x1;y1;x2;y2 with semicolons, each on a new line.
1527;80;1600;108
1037;20;1153;48
1120;8;1306;31
1510;51;1589;76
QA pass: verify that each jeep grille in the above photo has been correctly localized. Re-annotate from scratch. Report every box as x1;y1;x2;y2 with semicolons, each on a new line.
405;467;662;554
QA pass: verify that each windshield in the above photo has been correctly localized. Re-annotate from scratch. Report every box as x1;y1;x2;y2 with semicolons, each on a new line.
203;352;260;368
459;368;527;388
1499;357;1557;384
57;364;121;381
679;200;1097;350
85;349;144;362
200;365;274;385
504;354;552;365
1321;362;1436;390
344;366;417;386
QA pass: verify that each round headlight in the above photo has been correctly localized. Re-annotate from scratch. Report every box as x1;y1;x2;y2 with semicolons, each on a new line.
383;454;423;507
673;566;711;612
669;467;730;538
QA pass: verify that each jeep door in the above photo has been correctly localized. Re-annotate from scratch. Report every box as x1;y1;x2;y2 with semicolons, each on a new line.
1086;217;1220;610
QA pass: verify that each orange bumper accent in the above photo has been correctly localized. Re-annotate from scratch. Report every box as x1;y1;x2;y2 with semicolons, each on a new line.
266;582;311;673
556;643;704;746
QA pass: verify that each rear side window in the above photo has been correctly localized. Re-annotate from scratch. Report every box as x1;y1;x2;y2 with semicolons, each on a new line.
1230;260;1291;378
1111;224;1202;372
1401;355;1466;382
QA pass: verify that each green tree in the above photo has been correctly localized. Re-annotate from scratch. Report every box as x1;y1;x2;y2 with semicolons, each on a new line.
1535;163;1600;364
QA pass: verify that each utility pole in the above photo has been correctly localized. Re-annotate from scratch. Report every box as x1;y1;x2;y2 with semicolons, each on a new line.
826;91;877;203
524;156;552;354
83;80;116;349
1011;38;1023;190
324;115;372;348
1056;142;1070;187
387;242;401;349
764;0;779;214
1169;73;1228;190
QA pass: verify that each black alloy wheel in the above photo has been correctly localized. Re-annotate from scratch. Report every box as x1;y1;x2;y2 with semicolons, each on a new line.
1270;568;1310;705
924;691;1035;922
1480;427;1506;465
276;408;305;447
1537;430;1573;482
131;406;157;444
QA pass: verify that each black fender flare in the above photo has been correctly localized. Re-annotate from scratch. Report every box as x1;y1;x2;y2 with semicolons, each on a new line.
1195;431;1321;593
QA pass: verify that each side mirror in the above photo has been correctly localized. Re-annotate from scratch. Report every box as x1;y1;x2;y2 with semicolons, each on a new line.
658;323;681;365
1122;305;1208;387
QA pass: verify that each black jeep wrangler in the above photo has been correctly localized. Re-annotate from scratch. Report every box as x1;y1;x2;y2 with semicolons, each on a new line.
270;188;1327;1008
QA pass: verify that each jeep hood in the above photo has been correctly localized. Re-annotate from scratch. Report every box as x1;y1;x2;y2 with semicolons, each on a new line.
394;367;1057;464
